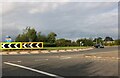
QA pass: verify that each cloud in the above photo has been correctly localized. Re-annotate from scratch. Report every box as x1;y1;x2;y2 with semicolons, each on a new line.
1;2;16;15
1;2;68;15
28;2;68;14
1;0;119;2
2;2;118;41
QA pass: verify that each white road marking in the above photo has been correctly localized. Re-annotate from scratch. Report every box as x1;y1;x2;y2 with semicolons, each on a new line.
60;57;71;60
7;61;22;63
4;62;64;78
17;61;22;62
35;59;48;61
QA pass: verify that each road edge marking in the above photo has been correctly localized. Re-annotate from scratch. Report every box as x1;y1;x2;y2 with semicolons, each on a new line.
4;62;64;78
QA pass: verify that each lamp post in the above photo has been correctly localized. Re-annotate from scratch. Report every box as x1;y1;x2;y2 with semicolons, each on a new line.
80;41;82;47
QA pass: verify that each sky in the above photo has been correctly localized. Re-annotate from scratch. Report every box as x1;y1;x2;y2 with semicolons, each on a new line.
1;1;118;41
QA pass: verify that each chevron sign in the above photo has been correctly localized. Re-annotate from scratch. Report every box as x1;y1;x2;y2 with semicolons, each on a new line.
0;42;43;49
0;42;22;49
22;42;43;49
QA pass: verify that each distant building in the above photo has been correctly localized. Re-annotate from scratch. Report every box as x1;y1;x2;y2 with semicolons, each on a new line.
105;41;115;44
104;36;115;43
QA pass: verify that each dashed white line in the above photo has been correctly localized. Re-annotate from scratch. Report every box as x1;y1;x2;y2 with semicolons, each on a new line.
35;59;48;61
4;62;64;78
60;57;71;60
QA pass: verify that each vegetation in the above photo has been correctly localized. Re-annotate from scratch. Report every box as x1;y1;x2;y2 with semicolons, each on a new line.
93;37;104;44
76;38;94;46
43;46;88;50
15;27;120;47
114;39;120;45
104;36;113;41
15;27;37;42
55;38;72;47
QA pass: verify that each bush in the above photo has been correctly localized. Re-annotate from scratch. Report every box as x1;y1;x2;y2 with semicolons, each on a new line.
43;43;56;47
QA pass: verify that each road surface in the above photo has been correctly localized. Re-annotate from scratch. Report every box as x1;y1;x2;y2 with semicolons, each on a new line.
2;46;119;78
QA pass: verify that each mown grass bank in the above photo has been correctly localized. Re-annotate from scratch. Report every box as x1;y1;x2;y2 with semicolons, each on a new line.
1;46;89;51
42;46;89;50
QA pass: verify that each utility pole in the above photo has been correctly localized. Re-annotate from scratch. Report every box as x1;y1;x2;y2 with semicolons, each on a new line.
80;41;82;47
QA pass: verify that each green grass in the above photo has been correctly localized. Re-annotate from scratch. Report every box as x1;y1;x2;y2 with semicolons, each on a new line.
0;46;89;51
42;46;89;50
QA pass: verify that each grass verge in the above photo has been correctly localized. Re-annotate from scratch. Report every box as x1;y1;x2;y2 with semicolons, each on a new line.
1;46;89;51
42;46;89;50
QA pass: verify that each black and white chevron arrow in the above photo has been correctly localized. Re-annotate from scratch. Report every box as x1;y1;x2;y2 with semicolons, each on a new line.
31;43;42;48
2;43;20;48
22;43;42;48
22;43;27;48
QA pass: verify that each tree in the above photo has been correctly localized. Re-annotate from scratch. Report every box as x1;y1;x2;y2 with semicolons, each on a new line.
47;32;57;43
15;33;29;42
15;34;21;42
55;38;66;47
76;39;83;46
65;39;72;46
26;27;37;42
71;41;78;46
37;32;41;41
15;27;37;42
55;38;72;47
76;38;93;46
115;39;120;45
20;33;29;42
93;37;103;44
37;32;47;42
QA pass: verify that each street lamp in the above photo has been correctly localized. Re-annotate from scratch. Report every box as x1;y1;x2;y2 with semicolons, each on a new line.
80;41;82;47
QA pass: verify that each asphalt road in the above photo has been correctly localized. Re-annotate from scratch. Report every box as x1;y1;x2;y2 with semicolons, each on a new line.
2;46;119;78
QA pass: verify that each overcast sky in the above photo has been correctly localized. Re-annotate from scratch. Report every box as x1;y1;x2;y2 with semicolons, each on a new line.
1;2;118;41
